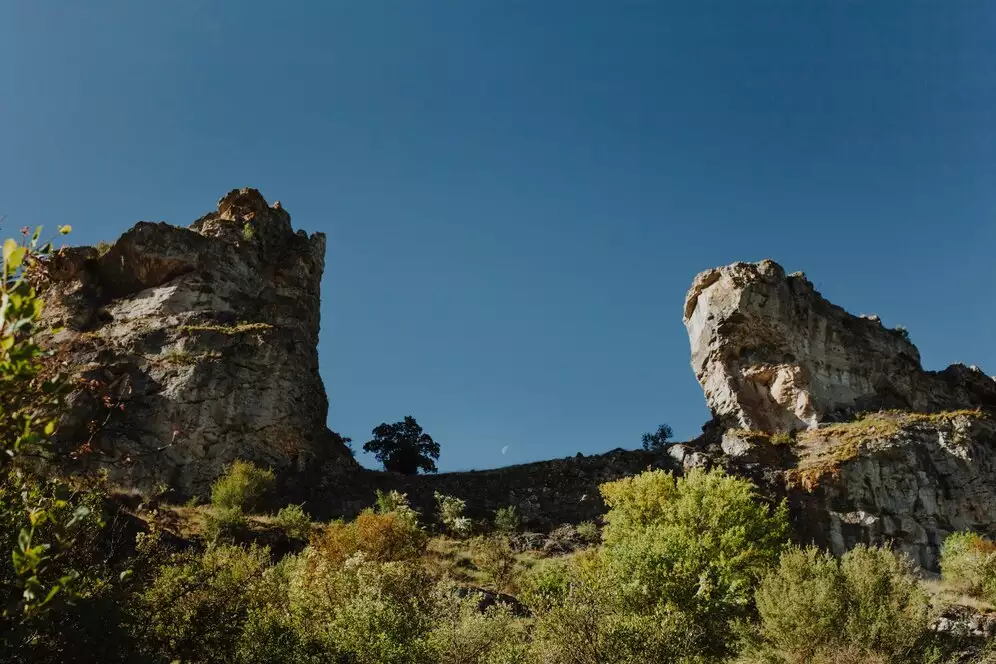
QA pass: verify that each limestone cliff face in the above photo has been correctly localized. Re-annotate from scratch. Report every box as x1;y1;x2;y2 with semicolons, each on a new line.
39;188;356;495
797;412;996;570
683;259;996;432
682;259;996;569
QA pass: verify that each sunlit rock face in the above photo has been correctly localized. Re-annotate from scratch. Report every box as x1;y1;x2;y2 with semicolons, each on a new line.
39;188;357;495
683;259;996;432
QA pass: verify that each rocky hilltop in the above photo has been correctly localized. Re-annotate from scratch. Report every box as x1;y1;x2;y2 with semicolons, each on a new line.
679;259;996;568
38;188;356;494
684;259;996;432
35;193;996;571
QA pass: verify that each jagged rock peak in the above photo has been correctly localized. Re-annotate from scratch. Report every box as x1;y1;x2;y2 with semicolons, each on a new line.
38;188;356;495
684;259;996;432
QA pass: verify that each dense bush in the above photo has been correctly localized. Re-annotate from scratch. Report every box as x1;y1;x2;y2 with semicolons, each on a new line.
274;503;312;540
749;545;936;663
204;505;248;543
210;460;275;513
493;505;521;535
529;551;703;664
940;531;996;601
136;544;275;663
472;535;519;592
436;491;472;537
576;520;600;544
375;488;422;527
599;467;789;658
314;509;428;567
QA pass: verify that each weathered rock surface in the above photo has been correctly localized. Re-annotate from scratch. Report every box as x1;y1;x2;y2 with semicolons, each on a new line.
38;188;356;494
787;411;996;570
684;259;996;432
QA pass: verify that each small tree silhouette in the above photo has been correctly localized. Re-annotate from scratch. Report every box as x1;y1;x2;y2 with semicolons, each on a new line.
641;423;674;451
363;415;440;475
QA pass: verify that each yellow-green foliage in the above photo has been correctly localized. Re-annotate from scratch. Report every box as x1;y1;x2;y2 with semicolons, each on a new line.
1;226;105;626
940;531;996;602
138;544;274;663
471;535;518;593
314;509;428;567
274;503;312;540
204;505;248;543
178;321;273;336
493;505;521;535
210;460;275;513
576;520;600;544
599;467;789;658
750;545;935;663
527;549;704;664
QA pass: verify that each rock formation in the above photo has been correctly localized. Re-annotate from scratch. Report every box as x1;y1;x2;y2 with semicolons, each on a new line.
38;188;356;495
684;259;996;432
682;259;996;569
791;411;996;569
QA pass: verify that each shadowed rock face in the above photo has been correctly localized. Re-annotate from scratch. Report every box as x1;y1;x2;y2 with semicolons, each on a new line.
683;259;996;432
39;188;357;495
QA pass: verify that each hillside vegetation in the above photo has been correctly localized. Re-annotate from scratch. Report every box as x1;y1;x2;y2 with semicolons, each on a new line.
3;230;996;663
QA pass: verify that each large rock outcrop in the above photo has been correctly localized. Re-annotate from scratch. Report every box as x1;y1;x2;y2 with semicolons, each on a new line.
684;259;996;432
789;411;996;569
38;188;356;495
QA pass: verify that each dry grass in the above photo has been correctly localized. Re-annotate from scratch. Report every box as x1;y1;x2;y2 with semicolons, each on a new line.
787;410;989;491
424;536;550;592
921;576;996;615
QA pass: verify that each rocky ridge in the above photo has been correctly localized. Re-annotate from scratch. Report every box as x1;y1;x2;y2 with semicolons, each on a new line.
35;194;996;573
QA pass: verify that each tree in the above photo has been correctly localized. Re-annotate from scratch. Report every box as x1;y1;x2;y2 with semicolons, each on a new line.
363;416;440;475
641;423;673;451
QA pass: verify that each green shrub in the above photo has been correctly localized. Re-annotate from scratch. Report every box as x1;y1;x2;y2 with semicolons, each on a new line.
375;488;422;528
599;467;789;657
428;582;530;664
435;491;472;537
471;536;518;592
750;545;936;663
314;509;427;567
576;520;600;544
210;460;275;513
289;550;438;664
274;503;312;540
137;544;274;663
940;531;996;601
529;552;702;664
205;506;247;543
493;506;520;535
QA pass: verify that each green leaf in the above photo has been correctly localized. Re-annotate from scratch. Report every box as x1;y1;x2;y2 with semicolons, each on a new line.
2;238;17;262
7;246;26;271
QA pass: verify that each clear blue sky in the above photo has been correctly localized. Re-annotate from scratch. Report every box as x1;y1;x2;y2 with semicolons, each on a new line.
2;1;994;472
